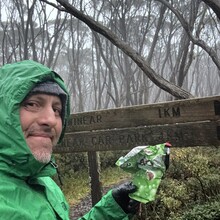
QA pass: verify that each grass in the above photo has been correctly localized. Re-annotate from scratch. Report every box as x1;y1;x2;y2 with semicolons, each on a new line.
61;166;131;206
100;166;131;186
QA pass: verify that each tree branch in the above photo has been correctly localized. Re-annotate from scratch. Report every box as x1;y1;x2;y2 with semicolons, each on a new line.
155;0;220;71
201;0;220;20
40;0;194;99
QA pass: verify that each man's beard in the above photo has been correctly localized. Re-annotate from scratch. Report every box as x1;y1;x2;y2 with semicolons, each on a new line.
32;147;52;163
31;145;52;163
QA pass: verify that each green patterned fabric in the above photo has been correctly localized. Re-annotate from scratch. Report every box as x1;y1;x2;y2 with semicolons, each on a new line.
116;143;168;203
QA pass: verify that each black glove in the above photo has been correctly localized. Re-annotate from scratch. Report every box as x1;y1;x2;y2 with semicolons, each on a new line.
112;182;140;214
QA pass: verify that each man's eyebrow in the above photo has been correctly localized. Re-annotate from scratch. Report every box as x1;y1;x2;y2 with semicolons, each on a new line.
23;95;45;103
24;94;62;106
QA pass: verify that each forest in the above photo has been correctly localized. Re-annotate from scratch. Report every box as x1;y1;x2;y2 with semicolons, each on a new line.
0;0;220;219
1;0;219;112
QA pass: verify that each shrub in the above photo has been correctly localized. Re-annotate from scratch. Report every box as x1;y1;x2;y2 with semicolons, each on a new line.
133;147;220;220
55;152;88;176
181;200;220;220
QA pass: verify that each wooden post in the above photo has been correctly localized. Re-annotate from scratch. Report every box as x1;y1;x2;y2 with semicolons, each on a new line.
87;151;102;206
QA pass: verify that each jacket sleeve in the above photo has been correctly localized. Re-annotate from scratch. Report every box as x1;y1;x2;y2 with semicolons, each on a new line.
78;190;130;220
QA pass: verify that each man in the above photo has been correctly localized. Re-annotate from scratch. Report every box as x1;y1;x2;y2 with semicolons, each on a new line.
0;60;139;219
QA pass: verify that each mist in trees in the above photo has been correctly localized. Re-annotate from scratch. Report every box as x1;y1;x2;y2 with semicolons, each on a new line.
0;0;219;112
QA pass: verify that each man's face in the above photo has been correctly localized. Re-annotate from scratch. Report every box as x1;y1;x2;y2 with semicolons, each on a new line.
20;94;63;163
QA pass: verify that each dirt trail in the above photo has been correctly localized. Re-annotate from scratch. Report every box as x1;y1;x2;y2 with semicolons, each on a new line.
70;194;92;219
70;180;127;219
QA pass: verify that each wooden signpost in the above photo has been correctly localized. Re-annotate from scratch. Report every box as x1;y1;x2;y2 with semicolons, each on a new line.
56;96;220;152
55;96;220;205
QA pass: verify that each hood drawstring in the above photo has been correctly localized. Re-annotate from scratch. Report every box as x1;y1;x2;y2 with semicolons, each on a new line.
50;161;63;188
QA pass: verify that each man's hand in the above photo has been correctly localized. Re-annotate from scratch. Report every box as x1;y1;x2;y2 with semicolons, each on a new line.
112;182;140;214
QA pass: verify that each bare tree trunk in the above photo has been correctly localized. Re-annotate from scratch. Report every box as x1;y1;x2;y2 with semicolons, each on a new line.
41;0;194;99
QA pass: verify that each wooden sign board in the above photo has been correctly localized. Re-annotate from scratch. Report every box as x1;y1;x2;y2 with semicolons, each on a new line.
55;96;220;153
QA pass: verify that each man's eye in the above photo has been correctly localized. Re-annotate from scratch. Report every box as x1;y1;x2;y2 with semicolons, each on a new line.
54;107;62;116
26;102;35;106
23;101;38;108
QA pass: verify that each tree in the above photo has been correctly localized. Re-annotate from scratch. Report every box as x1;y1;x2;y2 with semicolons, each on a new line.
1;0;219;106
40;0;194;99
201;0;220;20
156;0;220;72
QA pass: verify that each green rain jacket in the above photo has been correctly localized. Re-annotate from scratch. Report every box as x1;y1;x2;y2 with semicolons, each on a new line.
0;60;129;220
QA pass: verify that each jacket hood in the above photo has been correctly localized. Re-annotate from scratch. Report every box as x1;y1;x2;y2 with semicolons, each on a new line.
0;60;70;179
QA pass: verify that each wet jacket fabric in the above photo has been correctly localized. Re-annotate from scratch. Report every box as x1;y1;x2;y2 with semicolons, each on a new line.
0;60;129;220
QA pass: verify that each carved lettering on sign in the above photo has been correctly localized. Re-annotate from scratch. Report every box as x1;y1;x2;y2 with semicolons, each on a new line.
158;107;181;118
91;135;111;145
69;115;102;126
119;132;150;144
67;136;86;148
60;124;201;151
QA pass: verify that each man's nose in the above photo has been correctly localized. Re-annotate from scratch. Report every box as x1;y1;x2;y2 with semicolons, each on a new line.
37;106;57;127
